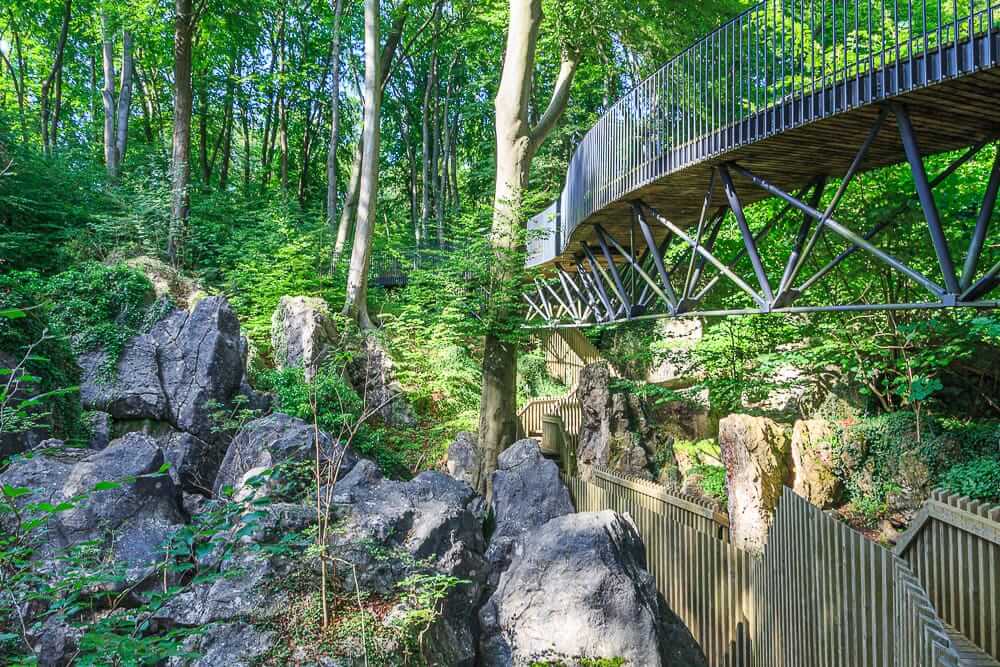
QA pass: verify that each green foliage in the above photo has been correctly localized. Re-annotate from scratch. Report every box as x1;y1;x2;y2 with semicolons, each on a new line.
32;262;166;366
255;365;363;437
517;343;567;403
833;412;1000;520
689;464;728;504
0;282;82;444
940;457;1000;502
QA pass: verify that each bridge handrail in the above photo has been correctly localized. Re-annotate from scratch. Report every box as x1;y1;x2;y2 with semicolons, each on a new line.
528;0;1000;266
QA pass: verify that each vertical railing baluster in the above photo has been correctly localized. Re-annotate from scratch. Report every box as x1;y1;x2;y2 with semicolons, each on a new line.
856;0;862;98
954;0;960;73
870;0;877;95
811;0;816;110
782;0;787;127
896;0;902;92
822;0;827;114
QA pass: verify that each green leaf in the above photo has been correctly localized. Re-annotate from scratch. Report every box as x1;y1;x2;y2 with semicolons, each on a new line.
93;481;121;491
0;308;27;319
2;485;31;499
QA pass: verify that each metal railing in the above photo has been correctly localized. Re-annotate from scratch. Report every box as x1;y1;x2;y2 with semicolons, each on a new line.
528;0;1000;266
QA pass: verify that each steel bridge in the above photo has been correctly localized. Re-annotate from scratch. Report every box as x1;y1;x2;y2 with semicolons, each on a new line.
524;0;1000;327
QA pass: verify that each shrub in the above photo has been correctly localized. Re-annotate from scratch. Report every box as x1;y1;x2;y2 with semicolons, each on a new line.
254;365;364;433
39;261;163;361
689;464;727;504
940;457;1000;502
0;280;82;445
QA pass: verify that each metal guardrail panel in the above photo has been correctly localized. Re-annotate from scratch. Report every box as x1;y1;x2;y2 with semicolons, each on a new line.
527;0;1000;267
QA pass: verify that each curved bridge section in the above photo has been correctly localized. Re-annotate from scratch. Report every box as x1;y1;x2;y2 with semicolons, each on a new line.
525;0;1000;327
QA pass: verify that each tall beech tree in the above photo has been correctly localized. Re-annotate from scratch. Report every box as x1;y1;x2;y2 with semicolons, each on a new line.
341;0;382;329
475;0;580;498
167;0;199;263
100;13;134;180
326;0;347;230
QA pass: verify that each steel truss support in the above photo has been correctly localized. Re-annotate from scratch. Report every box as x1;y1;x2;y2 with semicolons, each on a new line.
524;109;1000;328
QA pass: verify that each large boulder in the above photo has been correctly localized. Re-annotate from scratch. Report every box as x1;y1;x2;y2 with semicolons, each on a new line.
485;438;573;585
345;334;417;427
479;510;707;666
149;297;245;443
167;622;276;667
79;296;256;491
324;460;487;666
53;433;184;573
791;419;841;508
79;334;168;423
446;431;480;487
213;412;358;497
270;295;339;380
0;434;184;574
719;414;790;554
576;362;653;478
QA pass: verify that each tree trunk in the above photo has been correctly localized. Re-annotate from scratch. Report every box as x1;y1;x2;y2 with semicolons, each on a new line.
197;70;211;184
420;54;435;246
240;94;251;190
40;0;72;157
330;5;407;271
341;0;380;330
326;0;345;230
450;111;459;211
115;32;134;170
101;14;117;176
135;65;155;143
0;17;28;143
475;0;580;500
332;138;363;271
219;71;235;190
277;9;289;193
405;118;418;243
102;18;134;180
168;0;195;264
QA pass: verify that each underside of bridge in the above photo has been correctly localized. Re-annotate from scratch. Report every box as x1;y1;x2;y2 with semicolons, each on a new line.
525;29;1000;327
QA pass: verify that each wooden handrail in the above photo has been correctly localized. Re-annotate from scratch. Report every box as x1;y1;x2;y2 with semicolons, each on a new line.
592;465;730;528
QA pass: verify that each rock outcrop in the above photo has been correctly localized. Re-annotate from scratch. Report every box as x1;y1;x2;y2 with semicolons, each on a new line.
345;334;417;427
0;434;184;574
485;438;573;585
479;510;707;666
79;296;264;492
576;362;655;478
213;412;358;498
270;295;339;380
324;460;487;666
446;430;480;487
791;419;841;508
719;414;790;554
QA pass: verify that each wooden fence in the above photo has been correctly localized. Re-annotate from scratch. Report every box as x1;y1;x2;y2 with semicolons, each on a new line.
894;491;1000;663
563;469;980;667
517;389;582;452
